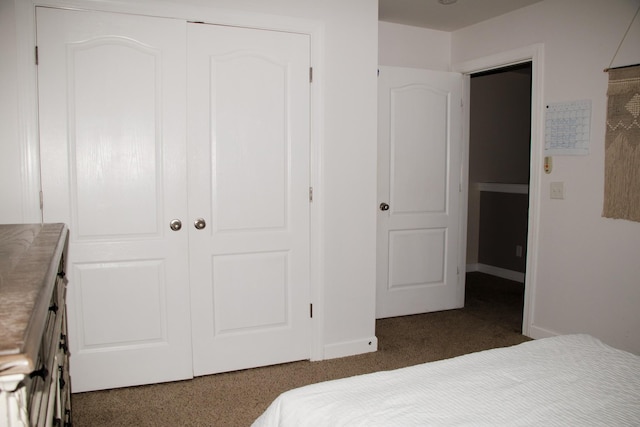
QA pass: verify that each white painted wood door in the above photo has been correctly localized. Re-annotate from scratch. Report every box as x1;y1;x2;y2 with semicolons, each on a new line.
376;66;464;319
37;8;193;392
187;23;311;376
38;8;312;390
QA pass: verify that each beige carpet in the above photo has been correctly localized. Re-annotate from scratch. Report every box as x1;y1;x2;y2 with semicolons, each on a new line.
71;272;529;426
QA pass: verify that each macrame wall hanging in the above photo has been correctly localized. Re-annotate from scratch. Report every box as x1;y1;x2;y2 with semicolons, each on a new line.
602;5;640;222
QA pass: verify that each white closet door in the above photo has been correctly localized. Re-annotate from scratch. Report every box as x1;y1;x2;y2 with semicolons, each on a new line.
376;66;464;319
187;23;312;376
37;7;192;392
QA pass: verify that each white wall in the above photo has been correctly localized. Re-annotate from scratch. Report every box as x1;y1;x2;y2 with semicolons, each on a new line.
378;21;451;70
0;0;25;223
453;0;640;354
1;0;379;359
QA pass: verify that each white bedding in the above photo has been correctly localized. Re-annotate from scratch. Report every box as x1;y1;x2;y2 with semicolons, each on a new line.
252;334;640;426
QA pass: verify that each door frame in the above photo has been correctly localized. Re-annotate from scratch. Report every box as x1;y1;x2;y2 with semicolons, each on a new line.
15;0;326;361
453;44;544;337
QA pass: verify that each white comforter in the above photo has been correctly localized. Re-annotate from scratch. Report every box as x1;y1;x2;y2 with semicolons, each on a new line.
252;334;640;426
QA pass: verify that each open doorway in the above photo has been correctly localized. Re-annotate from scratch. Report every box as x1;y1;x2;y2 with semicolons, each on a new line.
465;62;532;333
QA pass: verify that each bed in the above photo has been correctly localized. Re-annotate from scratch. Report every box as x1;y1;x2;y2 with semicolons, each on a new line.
252;334;640;426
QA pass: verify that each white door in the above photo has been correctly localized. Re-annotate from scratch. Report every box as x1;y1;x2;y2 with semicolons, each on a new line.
39;8;313;391
376;66;464;319
187;23;312;376
37;8;192;391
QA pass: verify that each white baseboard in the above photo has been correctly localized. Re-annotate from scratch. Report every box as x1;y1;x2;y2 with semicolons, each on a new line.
323;336;378;360
527;325;559;340
466;263;480;272
466;263;525;283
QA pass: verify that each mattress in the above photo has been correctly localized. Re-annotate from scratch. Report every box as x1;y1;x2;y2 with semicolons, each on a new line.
252;334;640;426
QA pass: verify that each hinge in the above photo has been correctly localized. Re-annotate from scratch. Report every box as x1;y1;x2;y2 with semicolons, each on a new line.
39;191;44;210
310;303;313;318
309;187;313;202
35;46;38;65
309;67;313;83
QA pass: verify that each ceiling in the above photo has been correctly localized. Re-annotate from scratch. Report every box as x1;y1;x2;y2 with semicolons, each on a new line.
378;0;543;32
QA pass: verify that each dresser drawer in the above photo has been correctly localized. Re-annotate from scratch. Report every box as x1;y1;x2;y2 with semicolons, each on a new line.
28;278;65;426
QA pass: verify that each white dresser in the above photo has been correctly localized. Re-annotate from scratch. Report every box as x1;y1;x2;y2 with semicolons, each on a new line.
0;224;71;426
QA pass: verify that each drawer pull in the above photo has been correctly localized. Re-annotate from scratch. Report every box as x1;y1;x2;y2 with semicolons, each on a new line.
60;333;69;353
30;365;49;380
59;366;66;389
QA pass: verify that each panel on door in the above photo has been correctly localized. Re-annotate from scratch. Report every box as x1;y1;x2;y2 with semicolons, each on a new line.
37;7;192;392
376;66;464;319
187;23;311;376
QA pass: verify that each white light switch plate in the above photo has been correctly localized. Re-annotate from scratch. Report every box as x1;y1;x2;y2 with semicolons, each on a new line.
550;182;564;199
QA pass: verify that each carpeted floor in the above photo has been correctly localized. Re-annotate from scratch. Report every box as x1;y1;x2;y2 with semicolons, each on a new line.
71;272;528;426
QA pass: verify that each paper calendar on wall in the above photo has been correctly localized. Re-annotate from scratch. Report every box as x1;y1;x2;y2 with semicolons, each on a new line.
544;99;592;155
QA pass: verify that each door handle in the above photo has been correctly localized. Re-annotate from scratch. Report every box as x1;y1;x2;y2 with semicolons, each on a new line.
169;219;182;231
194;218;206;230
379;203;390;211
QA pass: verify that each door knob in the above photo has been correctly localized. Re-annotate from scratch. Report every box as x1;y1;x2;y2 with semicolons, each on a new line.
169;219;182;231
194;218;206;230
379;203;390;211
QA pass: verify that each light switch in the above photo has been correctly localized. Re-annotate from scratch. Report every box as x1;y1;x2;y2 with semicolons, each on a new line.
550;182;564;199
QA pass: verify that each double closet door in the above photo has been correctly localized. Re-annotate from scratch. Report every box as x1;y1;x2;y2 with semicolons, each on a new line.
37;7;312;393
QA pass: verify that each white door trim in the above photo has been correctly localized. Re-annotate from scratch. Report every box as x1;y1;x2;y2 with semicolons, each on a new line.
13;1;42;223
16;0;326;361
453;43;545;338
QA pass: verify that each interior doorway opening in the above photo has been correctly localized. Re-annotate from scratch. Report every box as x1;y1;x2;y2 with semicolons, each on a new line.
465;62;532;333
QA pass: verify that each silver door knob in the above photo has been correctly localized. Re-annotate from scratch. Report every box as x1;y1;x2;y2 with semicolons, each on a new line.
169;219;182;231
379;203;390;211
194;218;206;230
